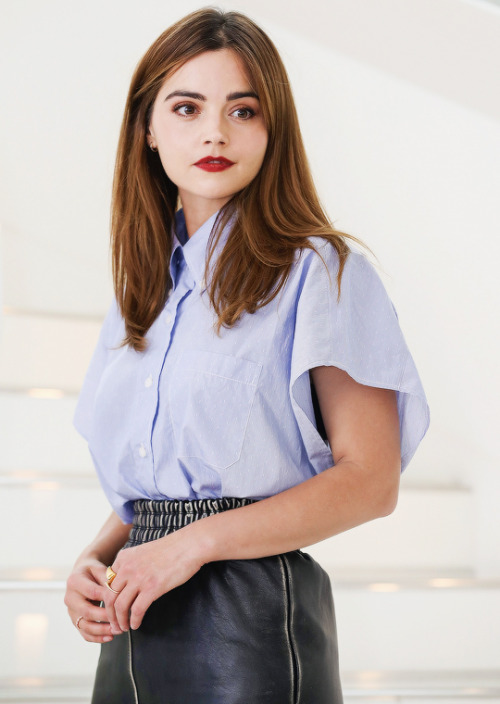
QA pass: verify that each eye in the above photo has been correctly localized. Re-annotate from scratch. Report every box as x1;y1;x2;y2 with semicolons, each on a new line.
173;103;199;117
230;107;255;120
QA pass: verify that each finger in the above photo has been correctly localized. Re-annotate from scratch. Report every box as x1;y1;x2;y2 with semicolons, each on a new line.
78;617;115;643
68;609;113;644
80;633;113;644
130;591;154;631
80;628;114;644
102;565;131;633
66;572;107;605
86;601;110;622
65;599;95;628
65;588;108;621
114;584;140;632
90;563;108;584
102;589;123;635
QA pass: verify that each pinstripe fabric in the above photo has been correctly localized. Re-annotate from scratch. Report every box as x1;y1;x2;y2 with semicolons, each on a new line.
74;209;429;525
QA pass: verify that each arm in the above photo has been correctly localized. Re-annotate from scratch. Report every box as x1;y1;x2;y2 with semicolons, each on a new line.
200;365;401;558
106;366;401;632
65;512;132;642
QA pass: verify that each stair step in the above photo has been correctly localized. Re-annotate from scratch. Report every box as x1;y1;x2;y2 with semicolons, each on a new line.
0;676;93;703
0;485;476;570
2;567;499;591
1;573;499;678
0;487;110;567
304;484;475;571
341;669;500;700
0;671;499;702
0;471;97;489
0;311;101;390
334;585;500;672
0;393;92;472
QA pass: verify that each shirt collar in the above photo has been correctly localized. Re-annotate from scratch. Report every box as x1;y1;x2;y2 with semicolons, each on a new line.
172;208;232;290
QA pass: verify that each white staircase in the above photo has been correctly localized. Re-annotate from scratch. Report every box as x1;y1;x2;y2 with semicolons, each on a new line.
1;309;499;702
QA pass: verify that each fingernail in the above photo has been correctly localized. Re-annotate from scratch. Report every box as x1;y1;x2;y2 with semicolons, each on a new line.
103;636;113;642
111;627;121;635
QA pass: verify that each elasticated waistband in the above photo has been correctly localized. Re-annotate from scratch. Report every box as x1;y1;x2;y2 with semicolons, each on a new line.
125;497;257;547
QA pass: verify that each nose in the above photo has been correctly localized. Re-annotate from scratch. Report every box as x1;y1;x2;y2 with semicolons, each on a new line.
202;111;228;146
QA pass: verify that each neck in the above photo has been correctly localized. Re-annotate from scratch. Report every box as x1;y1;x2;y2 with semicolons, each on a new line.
179;195;230;237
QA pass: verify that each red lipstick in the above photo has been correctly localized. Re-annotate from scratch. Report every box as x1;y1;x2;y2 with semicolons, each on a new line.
194;156;235;172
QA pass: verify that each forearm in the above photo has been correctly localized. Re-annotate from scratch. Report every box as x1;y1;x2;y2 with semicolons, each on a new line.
192;460;399;563
75;512;132;566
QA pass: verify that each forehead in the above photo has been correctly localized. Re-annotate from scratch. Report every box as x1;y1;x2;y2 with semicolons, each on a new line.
160;49;253;94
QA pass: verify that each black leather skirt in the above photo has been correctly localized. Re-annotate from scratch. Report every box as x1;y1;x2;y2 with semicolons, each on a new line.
91;498;344;704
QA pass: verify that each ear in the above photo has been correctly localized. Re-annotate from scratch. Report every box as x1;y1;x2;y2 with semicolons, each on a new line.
147;128;157;151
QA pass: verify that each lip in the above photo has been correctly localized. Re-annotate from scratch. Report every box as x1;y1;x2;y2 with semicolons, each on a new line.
194;156;235;172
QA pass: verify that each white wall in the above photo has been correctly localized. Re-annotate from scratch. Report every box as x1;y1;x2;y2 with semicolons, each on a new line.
1;0;499;572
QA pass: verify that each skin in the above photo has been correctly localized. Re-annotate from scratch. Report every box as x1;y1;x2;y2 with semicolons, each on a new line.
65;49;401;642
148;49;268;237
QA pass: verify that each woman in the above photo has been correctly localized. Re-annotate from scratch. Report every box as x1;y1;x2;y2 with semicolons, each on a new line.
65;8;429;703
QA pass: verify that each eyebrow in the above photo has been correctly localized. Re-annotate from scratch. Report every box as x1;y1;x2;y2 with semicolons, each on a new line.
164;90;259;102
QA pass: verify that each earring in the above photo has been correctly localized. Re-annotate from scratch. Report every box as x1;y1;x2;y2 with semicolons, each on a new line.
149;143;158;152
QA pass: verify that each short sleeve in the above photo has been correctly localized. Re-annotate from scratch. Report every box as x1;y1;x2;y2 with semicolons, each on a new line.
290;243;430;473
73;299;123;441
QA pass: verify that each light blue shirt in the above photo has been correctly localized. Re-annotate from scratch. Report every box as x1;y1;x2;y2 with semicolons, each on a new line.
74;209;429;524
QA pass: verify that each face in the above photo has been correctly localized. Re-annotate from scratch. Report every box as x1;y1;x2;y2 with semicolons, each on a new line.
148;49;268;220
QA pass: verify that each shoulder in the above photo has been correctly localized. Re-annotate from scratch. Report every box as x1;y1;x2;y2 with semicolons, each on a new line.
296;238;380;293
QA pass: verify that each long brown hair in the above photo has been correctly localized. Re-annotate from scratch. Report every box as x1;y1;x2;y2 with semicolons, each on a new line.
112;7;355;350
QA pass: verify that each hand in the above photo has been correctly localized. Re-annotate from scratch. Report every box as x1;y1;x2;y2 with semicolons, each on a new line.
64;558;115;643
103;525;206;632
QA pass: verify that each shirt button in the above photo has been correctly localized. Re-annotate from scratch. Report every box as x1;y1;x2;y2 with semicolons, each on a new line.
165;312;173;324
138;443;147;458
144;374;153;388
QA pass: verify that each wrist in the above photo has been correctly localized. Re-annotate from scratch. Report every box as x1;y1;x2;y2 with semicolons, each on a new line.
74;544;109;568
184;515;220;566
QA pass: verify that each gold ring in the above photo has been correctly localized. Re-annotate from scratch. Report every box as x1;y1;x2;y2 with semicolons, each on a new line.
76;616;84;629
106;582;121;594
105;566;117;585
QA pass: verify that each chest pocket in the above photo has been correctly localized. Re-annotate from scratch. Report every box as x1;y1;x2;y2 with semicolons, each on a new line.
168;350;262;469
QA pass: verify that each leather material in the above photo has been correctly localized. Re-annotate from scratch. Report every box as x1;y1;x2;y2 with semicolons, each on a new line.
91;551;343;703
